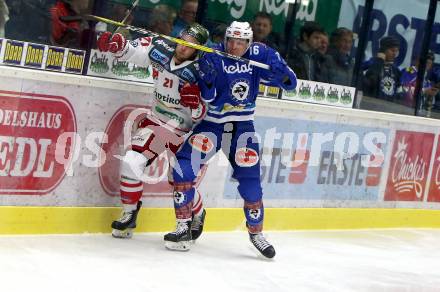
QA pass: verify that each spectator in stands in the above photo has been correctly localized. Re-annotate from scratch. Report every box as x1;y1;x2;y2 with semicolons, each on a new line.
5;0;50;43
147;4;176;36
324;27;354;86
50;0;88;48
208;22;227;45
363;36;402;102
170;0;197;37
251;11;284;54
317;31;328;55
428;61;440;110
95;3;133;38
401;51;439;108
0;0;8;37
287;21;328;82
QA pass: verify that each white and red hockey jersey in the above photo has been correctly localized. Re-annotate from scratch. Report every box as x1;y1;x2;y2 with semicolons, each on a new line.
115;36;205;132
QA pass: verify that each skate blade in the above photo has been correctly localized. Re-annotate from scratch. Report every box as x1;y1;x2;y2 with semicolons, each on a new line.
248;246;276;261
112;228;133;239
164;240;191;251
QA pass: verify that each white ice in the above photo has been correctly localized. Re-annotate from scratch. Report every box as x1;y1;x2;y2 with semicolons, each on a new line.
1;229;440;292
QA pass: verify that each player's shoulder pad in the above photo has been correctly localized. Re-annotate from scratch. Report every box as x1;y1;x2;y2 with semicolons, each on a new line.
252;41;268;48
248;42;271;61
211;43;223;51
133;36;154;47
204;43;222;59
152;36;176;52
250;42;270;53
187;60;200;77
200;46;222;66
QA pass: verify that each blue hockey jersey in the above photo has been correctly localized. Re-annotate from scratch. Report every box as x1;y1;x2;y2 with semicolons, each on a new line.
199;42;297;123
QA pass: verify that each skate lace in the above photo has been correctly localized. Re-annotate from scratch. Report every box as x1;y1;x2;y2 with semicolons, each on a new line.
251;233;271;251
173;221;189;235
118;212;133;224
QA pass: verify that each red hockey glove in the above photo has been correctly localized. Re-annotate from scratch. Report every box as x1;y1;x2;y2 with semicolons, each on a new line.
180;84;201;109
97;32;112;52
97;32;126;53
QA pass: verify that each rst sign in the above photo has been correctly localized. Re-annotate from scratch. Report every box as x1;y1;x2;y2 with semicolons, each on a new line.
0;90;77;194
339;0;440;67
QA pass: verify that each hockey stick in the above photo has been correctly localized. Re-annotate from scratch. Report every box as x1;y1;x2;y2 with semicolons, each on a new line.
114;0;139;34
85;14;270;70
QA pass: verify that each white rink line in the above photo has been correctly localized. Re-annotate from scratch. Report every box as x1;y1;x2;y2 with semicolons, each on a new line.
1;229;440;292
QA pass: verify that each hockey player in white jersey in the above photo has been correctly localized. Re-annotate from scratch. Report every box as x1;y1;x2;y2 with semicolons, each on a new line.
97;23;209;239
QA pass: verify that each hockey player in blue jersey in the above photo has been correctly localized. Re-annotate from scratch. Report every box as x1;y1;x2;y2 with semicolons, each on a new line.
164;21;297;258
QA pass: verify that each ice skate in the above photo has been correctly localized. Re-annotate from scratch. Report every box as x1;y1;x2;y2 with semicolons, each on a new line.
249;232;276;259
164;220;192;251
111;201;142;239
191;209;206;242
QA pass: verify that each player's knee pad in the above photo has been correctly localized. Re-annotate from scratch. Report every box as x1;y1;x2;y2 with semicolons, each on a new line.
173;188;195;208
173;188;195;219
244;200;264;233
120;150;148;181
237;178;263;202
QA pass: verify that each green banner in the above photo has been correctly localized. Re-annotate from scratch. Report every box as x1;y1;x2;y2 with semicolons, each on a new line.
112;0;342;35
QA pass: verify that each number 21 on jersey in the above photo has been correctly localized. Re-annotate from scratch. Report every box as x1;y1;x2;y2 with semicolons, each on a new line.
163;78;174;88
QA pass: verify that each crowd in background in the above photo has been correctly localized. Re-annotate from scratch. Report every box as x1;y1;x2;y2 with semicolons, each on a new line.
0;0;439;112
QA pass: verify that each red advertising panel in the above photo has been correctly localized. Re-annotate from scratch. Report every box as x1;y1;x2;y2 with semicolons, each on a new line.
99;105;207;198
384;131;434;201
98;106;172;197
0;90;77;194
428;136;440;202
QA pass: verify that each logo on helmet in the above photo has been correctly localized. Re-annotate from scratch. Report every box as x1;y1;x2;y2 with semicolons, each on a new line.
181;23;209;45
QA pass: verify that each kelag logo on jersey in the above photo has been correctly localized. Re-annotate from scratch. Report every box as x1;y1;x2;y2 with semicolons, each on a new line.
230;79;250;102
222;60;252;74
150;49;169;65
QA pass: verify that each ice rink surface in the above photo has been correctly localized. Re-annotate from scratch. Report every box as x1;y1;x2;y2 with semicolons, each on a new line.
1;229;440;292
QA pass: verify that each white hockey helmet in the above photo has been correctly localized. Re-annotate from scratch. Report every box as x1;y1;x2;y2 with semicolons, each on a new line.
225;21;253;50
